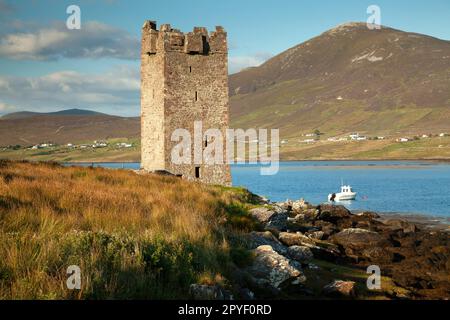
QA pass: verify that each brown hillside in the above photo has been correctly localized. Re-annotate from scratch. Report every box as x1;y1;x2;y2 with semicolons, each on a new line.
0;114;140;146
229;22;450;137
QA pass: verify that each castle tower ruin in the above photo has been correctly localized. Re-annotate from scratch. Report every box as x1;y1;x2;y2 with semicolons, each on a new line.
141;21;231;186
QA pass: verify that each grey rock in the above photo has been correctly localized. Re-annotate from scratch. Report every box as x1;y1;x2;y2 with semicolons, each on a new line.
279;232;315;247
355;211;380;219
245;231;287;255
189;284;232;300
287;245;314;263
274;200;292;212
265;212;288;233
384;219;418;233
248;207;276;224
318;204;352;223
245;245;306;289
332;228;388;250
307;231;325;240
292;198;312;213
322;280;356;298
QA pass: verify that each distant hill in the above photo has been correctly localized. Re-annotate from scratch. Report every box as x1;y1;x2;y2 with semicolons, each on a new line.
229;22;450;137
0;109;140;146
1;108;107;120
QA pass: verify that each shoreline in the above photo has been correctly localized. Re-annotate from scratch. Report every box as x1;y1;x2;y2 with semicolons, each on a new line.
375;212;450;231
64;160;450;228
60;159;450;163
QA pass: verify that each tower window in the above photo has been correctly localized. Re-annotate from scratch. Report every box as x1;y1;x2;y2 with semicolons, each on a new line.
195;91;198;101
195;167;200;178
189;66;192;73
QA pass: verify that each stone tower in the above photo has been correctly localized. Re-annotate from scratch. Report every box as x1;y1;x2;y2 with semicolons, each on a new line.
141;21;231;186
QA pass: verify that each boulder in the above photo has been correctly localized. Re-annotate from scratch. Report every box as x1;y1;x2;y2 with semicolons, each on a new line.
331;228;392;262
274;201;292;212
286;215;319;233
313;220;338;238
303;208;320;221
287;246;314;264
361;247;394;263
265;212;288;234
302;242;341;262
288;214;308;225
189;284;232;300
355;211;380;219
383;219;418;234
318;204;352;224
245;245;306;289
307;231;325;240
331;228;388;250
322;280;356;298
278;232;315;247
291;198;313;213
248;207;276;224
245;231;287;255
286;216;304;232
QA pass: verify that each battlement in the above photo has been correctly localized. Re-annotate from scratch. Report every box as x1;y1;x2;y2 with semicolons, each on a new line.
142;21;227;55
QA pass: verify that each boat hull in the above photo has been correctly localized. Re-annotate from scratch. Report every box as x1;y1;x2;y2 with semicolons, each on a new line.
328;192;357;201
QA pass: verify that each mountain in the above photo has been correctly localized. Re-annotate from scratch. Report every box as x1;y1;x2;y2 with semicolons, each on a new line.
1;108;106;120
229;22;450;137
0;109;140;146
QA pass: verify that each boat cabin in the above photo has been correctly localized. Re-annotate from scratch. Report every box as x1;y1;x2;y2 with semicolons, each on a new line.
341;185;353;193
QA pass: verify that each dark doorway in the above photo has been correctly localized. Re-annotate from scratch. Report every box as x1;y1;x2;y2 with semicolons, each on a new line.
195;167;200;178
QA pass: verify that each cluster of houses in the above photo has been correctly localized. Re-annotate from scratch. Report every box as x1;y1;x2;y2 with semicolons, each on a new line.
295;132;449;145
31;143;55;150
396;133;448;143
300;132;381;144
26;140;134;151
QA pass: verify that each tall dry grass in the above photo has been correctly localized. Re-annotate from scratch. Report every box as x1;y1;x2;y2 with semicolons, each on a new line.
0;161;256;299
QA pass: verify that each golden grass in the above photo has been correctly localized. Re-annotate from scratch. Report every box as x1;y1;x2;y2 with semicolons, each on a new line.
0;161;255;299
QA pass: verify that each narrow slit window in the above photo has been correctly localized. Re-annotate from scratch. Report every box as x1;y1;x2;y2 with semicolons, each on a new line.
204;136;208;148
195;91;198;101
195;166;200;178
189;66;192;73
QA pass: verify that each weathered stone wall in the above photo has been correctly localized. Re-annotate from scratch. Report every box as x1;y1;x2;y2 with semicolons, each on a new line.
141;21;231;186
141;21;165;171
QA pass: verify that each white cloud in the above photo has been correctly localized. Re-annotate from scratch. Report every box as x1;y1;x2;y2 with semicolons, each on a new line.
229;52;273;74
0;101;17;114
0;65;140;116
0;21;139;60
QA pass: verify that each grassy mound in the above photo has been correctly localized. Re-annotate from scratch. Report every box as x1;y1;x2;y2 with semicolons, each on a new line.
0;161;256;299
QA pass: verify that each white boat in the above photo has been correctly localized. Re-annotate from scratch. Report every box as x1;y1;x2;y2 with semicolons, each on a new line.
328;185;357;202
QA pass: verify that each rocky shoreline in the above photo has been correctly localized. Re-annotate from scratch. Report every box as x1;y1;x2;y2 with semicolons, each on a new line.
376;212;450;232
194;197;450;300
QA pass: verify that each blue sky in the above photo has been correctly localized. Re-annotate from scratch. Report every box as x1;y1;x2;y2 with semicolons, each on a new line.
0;0;449;116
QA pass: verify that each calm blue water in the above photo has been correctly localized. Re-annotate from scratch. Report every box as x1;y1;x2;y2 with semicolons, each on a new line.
67;161;450;218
